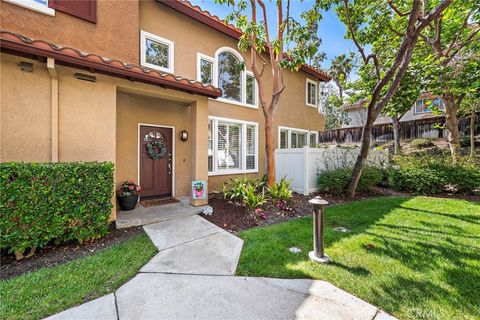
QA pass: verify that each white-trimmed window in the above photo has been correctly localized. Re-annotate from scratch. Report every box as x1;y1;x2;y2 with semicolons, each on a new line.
208;116;258;175
306;78;318;108
4;0;55;15
210;47;258;108
197;53;215;86
414;98;445;114
140;30;174;73
278;126;318;149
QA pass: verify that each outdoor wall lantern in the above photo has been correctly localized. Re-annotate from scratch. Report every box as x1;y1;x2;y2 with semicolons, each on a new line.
180;130;188;141
308;196;331;264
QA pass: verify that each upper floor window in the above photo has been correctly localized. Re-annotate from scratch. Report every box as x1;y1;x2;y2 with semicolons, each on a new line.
140;30;174;74
414;98;445;114
197;53;214;86
197;47;257;108
217;50;243;102
4;0;55;15
306;79;318;108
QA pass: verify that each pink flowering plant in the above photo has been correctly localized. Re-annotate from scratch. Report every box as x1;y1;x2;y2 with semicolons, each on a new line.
118;180;141;198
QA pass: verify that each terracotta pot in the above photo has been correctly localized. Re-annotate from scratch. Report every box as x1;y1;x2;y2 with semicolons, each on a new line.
117;194;138;211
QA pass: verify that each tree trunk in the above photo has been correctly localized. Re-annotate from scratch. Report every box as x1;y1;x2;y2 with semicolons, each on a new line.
443;95;461;163
264;113;276;186
471;109;476;158
392;116;401;155
346;108;376;199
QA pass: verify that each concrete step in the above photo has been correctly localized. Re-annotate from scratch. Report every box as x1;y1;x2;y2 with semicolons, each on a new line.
116;200;206;229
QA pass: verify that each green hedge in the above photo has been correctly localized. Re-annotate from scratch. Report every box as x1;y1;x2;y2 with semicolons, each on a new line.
389;156;480;195
0;162;114;254
317;166;385;196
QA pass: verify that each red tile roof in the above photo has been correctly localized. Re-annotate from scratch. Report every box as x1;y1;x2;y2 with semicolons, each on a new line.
159;0;331;82
0;31;222;98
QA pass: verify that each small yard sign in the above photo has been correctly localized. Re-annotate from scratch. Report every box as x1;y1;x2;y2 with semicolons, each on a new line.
192;180;207;200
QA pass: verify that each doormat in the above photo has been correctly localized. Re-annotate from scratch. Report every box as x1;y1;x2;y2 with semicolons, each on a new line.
140;197;180;208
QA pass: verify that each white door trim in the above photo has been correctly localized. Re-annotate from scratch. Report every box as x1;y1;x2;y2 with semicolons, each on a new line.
138;123;176;198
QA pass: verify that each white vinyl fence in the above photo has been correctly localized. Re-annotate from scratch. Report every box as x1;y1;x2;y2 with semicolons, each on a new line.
275;146;389;195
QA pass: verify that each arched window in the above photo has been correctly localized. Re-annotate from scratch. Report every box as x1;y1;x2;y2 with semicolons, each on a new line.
199;47;257;108
217;50;243;102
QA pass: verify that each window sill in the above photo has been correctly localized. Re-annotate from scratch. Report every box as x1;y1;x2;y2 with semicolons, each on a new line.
305;103;318;109
210;97;259;109
4;0;55;16
208;169;258;176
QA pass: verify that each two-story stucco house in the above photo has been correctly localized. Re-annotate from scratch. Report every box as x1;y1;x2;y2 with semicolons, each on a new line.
0;0;330;219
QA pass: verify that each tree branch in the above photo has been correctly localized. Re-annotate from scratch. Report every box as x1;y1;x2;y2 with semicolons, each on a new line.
388;1;411;17
342;0;381;79
444;27;480;64
415;0;452;36
445;9;476;57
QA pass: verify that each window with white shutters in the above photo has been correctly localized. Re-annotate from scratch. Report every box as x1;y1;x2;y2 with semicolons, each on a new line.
246;125;256;170
208;119;214;172
209;117;258;175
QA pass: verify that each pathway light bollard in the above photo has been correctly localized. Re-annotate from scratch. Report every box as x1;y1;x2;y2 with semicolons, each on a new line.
308;196;331;264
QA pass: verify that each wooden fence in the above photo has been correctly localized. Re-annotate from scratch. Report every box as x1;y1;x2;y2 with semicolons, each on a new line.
319;114;480;144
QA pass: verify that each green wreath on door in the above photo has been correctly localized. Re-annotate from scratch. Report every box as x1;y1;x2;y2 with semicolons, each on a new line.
146;140;167;160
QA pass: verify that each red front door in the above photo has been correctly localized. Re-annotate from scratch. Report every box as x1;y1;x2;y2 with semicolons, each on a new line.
140;125;173;198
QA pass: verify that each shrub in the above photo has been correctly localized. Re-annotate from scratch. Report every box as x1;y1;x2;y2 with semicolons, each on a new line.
0;162;114;257
243;185;267;210
222;177;265;202
410;138;435;149
389;155;480;195
267;177;293;205
317;166;384;196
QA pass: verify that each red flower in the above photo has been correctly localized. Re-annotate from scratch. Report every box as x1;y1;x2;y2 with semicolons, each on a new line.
135;186;141;191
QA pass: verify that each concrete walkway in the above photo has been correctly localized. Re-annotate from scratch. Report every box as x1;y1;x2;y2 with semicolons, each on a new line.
46;214;397;320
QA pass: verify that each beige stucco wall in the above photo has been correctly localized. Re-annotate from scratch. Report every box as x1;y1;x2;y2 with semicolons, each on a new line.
0;0;139;63
1;53;120;164
116;91;197;197
1;54;52;162
56;68;116;162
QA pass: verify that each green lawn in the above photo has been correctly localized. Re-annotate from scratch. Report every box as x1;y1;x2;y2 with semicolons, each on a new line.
237;196;480;320
0;233;157;320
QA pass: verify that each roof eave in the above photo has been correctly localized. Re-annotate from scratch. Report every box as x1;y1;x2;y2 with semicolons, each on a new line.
0;36;222;98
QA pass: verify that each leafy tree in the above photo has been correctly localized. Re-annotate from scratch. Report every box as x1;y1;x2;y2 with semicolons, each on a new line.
418;0;480;163
319;82;349;129
383;68;423;155
326;0;452;198
329;53;355;99
216;0;324;186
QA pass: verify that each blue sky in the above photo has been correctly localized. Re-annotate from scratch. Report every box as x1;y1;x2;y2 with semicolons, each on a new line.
189;0;355;70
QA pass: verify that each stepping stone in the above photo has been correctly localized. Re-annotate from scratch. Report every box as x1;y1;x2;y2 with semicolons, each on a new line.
44;294;117;320
140;231;243;275
116;273;390;320
144;215;223;251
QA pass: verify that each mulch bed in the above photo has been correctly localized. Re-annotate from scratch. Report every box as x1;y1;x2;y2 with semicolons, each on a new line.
0;225;145;280
203;188;478;233
203;189;392;233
